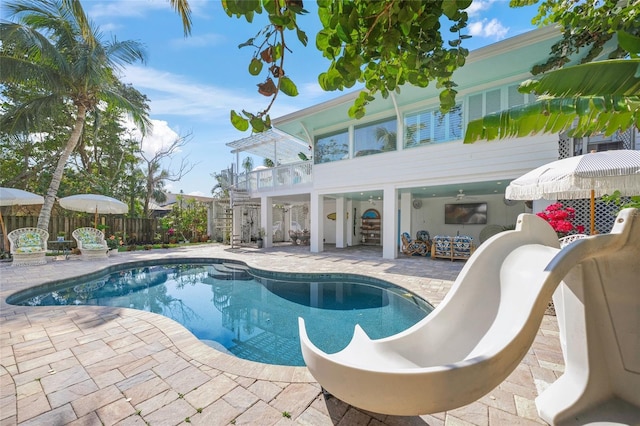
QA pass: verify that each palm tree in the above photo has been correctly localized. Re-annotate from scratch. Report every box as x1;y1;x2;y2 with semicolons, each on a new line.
375;127;397;151
464;23;640;143
0;0;150;230
464;59;640;143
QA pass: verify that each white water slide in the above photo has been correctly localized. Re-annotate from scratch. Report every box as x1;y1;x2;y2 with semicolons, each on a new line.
299;209;640;423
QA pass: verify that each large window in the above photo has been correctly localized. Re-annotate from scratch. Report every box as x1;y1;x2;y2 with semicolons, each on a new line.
314;130;349;164
469;84;537;121
354;118;397;157
404;105;462;148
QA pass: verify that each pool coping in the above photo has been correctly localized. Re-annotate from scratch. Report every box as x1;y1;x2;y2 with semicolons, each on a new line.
2;252;324;384
1;244;562;425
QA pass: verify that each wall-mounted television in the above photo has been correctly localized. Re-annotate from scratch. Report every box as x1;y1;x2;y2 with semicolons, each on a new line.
444;203;487;225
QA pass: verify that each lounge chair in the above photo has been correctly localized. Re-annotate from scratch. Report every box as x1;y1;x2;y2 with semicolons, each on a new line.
8;227;48;266
298;209;639;418
400;232;428;256
72;227;108;260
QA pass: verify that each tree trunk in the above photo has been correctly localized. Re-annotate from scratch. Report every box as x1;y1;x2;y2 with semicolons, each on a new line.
37;105;87;230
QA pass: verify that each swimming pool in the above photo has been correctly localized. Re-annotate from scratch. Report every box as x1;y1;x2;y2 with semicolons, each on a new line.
7;259;433;366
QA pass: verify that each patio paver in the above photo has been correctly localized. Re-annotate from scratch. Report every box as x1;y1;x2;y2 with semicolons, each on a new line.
0;243;563;425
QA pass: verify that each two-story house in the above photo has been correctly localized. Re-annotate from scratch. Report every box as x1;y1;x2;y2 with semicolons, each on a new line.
218;26;638;259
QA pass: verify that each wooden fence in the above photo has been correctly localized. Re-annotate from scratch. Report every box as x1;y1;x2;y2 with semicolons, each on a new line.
1;215;161;252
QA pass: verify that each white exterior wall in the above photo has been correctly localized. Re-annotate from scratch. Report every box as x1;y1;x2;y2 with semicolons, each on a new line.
408;193;529;243
312;135;559;193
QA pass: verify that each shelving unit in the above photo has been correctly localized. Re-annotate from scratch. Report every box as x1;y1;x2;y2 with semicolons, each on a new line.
360;208;381;245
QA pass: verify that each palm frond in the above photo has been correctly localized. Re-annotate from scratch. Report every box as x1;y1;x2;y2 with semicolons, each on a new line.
465;59;640;143
169;0;192;36
520;59;640;98
0;93;66;134
464;96;640;143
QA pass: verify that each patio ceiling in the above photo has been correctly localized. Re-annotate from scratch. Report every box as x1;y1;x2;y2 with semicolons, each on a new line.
324;180;512;202
226;129;309;164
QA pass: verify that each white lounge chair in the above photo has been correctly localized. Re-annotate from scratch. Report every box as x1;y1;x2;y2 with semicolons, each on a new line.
72;227;108;260
299;209;640;420
8;227;48;266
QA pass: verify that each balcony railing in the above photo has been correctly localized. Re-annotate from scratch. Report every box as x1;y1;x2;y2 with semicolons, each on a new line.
236;161;313;194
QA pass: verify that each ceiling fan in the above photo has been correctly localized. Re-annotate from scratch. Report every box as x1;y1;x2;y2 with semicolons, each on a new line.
452;189;475;201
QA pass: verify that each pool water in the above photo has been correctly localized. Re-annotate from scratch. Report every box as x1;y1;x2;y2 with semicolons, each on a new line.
9;261;433;366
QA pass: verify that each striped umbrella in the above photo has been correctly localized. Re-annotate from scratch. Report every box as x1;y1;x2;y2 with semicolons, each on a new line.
505;150;640;234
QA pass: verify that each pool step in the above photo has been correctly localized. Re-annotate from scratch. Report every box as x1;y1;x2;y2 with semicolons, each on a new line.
222;262;249;271
208;264;252;280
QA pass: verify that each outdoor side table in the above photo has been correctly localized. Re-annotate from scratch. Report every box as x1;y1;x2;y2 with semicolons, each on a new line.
49;240;73;259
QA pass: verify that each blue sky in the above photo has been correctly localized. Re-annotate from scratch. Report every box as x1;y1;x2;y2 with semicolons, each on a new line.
85;0;544;196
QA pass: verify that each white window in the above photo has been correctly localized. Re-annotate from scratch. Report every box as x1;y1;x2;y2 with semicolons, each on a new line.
354;118;397;157
404;105;463;148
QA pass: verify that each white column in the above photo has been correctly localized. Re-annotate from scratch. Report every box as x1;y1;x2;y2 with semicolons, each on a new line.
336;196;346;248
400;192;412;242
310;191;324;253
346;198;353;246
382;186;398;259
261;195;273;248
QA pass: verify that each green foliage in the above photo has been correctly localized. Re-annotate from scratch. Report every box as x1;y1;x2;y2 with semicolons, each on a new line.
0;0;150;229
215;0;471;133
601;190;640;213
241;156;254;174
161;195;209;242
464;60;640;142
511;0;639;74
466;0;640;143
317;1;470;119
224;0;308;132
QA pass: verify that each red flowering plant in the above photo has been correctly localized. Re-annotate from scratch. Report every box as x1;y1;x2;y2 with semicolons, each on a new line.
106;234;124;250
536;203;585;237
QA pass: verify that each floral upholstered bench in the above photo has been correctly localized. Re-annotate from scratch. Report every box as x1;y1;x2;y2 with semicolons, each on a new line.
8;227;49;266
431;235;475;261
72;227;108;260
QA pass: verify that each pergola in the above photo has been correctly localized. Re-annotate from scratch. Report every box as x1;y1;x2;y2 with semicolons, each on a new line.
226;129;310;167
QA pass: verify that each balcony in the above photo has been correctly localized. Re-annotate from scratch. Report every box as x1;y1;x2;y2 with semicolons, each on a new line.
236;161;313;195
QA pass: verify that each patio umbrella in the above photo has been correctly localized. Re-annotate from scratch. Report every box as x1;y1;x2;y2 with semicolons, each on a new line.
505;150;640;234
59;194;128;228
0;187;45;250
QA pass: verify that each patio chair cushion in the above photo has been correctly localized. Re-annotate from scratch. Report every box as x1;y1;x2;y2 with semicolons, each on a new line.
75;228;100;245
432;235;452;257
416;230;430;242
453;236;474;258
83;243;107;250
15;232;43;252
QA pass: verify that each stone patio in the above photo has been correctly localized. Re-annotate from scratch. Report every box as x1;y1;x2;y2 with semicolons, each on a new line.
0;243;563;425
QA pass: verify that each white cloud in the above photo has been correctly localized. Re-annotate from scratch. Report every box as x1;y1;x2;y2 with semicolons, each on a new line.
121;117;180;157
466;0;493;17
121;65;260;119
142;120;181;157
86;1;170;19
468;18;509;40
